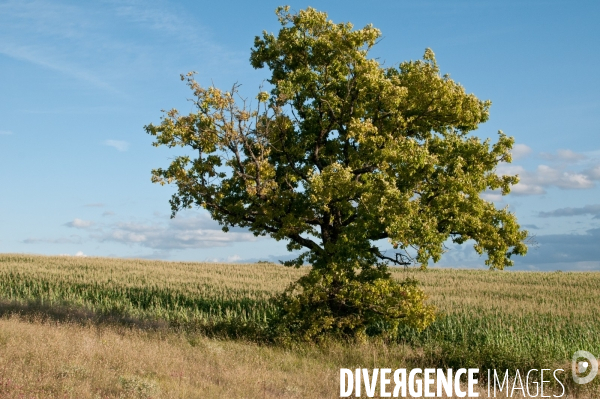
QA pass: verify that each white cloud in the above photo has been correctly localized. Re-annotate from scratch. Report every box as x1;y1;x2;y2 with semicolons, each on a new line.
65;218;94;228
509;183;546;196
26;213;257;251
64;213;258;251
104;140;129;152
498;163;595;195
98;217;257;250
500;148;600;195
57;251;87;257
535;164;594;189
511;144;532;160
0;130;13;135
480;191;504;202
540;149;587;162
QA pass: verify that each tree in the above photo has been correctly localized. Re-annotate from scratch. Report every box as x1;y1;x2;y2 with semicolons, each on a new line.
145;6;528;340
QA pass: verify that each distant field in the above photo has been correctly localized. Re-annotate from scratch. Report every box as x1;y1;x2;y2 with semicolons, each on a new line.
0;254;599;397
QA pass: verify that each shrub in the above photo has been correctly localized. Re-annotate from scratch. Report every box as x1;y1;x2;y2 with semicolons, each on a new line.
270;268;435;342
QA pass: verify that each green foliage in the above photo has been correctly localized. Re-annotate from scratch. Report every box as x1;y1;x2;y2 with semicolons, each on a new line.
145;6;530;339
271;270;436;342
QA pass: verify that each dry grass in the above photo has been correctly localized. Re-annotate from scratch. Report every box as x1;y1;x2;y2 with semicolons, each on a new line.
1;316;590;399
0;254;599;398
0;315;337;398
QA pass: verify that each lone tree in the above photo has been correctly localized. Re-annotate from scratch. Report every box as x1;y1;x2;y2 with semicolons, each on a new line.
146;7;528;340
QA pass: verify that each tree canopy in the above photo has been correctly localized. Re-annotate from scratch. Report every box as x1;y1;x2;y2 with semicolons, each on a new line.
146;6;528;339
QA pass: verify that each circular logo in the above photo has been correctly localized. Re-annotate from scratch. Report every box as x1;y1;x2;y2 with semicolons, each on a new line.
572;350;598;384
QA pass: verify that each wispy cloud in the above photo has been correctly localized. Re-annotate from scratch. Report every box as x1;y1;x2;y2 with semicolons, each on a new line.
0;130;13;135
539;149;587;163
104;140;129;152
585;165;600;180
521;224;540;229
539;204;600;219
58;213;257;251
0;1;123;93
23;235;82;244
64;218;94;228
111;0;241;69
27;213;258;251
98;217;256;250
0;42;121;94
0;0;241;96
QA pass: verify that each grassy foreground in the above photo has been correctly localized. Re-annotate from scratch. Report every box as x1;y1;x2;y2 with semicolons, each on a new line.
0;254;599;398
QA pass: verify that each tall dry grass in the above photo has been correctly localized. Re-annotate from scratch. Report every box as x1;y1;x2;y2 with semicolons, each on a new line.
0;254;599;397
0;316;588;398
0;315;340;398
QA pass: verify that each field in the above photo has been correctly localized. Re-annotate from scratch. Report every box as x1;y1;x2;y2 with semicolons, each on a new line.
0;253;599;398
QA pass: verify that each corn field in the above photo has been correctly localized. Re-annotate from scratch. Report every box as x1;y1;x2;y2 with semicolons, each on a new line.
0;254;302;334
0;254;598;375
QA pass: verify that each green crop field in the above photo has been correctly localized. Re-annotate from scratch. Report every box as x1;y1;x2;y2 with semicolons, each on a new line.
0;253;598;397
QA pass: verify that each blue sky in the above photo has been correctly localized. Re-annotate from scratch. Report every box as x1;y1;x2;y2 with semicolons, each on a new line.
1;0;599;270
